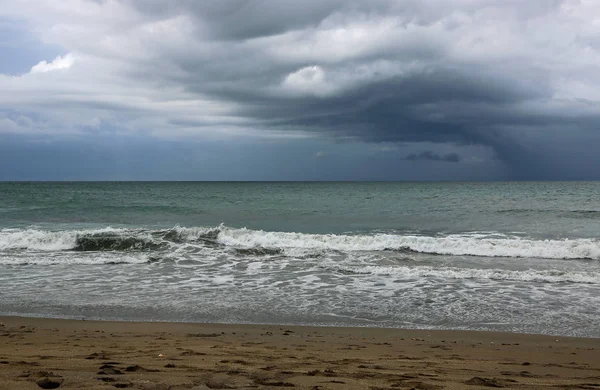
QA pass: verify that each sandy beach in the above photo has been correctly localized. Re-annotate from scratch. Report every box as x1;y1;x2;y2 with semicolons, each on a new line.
0;317;598;389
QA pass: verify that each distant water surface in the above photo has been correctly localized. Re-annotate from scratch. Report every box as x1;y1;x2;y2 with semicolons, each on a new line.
1;181;600;337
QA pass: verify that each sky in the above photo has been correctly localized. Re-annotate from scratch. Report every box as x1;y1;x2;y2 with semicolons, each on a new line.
1;0;600;181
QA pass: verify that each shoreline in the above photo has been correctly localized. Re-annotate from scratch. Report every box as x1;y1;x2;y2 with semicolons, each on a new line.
1;316;599;389
1;313;598;340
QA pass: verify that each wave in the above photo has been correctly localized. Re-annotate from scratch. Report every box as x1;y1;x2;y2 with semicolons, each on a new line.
0;254;150;266
233;247;283;256
496;208;600;219
324;264;600;284
214;227;600;260
0;228;159;252
74;235;167;252
0;226;218;252
1;225;600;260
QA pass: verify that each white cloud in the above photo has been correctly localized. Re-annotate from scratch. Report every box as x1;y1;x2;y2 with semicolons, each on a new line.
282;65;331;97
30;53;75;73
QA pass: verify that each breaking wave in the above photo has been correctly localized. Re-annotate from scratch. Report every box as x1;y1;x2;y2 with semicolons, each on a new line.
0;226;218;252
1;225;600;260
73;235;166;252
213;227;600;260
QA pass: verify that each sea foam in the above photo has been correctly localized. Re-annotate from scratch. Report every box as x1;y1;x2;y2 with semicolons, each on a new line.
214;226;600;260
1;225;599;260
323;264;600;284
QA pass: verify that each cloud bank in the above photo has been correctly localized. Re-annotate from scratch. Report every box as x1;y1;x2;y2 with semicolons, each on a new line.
1;0;600;179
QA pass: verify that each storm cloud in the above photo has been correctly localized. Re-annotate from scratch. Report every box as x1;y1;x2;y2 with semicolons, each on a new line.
1;0;600;179
404;151;462;163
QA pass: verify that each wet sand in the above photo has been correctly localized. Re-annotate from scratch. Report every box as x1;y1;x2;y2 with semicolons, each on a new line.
0;316;599;389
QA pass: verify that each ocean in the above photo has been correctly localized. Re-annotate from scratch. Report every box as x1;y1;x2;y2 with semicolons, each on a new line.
1;181;599;337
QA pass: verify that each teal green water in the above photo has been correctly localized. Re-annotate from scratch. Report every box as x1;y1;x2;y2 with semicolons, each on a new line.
2;181;600;237
1;181;600;337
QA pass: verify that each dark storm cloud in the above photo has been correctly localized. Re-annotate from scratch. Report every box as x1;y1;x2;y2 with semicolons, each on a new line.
2;0;600;179
117;0;596;178
127;0;348;40
404;151;462;163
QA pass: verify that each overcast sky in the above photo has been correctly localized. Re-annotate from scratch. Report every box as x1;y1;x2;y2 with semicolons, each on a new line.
1;0;599;180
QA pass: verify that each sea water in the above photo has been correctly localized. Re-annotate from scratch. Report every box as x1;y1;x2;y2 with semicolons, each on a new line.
1;181;599;337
